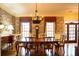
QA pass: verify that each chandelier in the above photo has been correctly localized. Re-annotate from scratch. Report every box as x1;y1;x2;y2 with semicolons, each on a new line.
32;3;42;24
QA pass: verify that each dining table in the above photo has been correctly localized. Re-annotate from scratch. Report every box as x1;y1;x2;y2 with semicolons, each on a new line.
15;37;61;56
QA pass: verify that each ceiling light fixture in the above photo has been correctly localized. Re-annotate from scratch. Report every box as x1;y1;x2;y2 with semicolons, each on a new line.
32;3;42;24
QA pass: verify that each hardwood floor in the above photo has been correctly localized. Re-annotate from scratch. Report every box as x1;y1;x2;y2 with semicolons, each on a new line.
1;42;17;56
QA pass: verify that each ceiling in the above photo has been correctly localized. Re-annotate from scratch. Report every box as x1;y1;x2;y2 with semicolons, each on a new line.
0;3;78;17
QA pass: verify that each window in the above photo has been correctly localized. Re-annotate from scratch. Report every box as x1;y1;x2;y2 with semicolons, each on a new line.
21;22;30;41
64;21;78;56
65;23;78;42
69;25;75;40
46;22;55;41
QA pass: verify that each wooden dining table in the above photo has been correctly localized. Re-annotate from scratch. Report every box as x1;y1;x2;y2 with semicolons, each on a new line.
16;37;60;56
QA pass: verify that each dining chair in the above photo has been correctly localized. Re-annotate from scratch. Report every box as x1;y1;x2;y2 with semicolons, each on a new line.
54;33;65;56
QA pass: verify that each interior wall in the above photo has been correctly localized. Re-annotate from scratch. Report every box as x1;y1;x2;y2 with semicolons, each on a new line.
56;17;65;34
0;8;20;34
0;7;65;36
14;17;20;34
0;8;13;25
20;16;64;38
0;8;15;34
64;12;78;20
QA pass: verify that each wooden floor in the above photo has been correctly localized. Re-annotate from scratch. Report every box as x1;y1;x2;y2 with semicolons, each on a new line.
1;43;77;56
1;43;17;56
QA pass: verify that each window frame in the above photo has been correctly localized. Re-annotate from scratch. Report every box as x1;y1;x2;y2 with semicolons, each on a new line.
65;23;79;43
45;22;55;41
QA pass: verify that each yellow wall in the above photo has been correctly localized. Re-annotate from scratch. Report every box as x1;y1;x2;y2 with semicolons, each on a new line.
64;12;78;20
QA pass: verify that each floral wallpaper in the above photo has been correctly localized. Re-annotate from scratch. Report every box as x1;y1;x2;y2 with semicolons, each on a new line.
14;17;20;34
56;17;65;34
0;8;15;34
